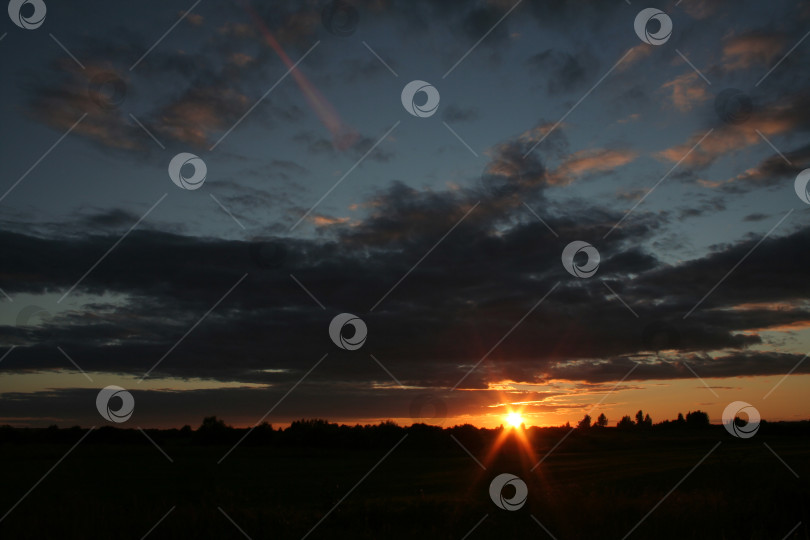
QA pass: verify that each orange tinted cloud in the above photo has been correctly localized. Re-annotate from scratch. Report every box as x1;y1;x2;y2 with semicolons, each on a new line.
184;12;203;26
514;122;561;145
229;53;254;67
549;148;638;184
156;87;249;147
697;178;723;188
722;32;785;70
28;63;142;151
657;101;797;169
755;320;810;332
661;72;711;111
312;215;350;226
617;43;653;72
729;301;805;311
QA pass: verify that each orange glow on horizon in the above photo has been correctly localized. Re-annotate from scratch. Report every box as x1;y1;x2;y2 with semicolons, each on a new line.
478;404;538;470
505;412;524;428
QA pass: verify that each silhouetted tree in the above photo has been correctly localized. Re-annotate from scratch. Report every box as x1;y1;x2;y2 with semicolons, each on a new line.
686;410;710;428
643;413;653;428
197;416;231;443
676;413;685;424
635;410;645;426
734;416;752;427
251;422;274;444
617;416;635;429
595;413;608;427
577;414;592;429
199;416;228;431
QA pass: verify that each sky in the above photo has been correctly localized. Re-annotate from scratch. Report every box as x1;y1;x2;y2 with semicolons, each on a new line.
1;0;810;429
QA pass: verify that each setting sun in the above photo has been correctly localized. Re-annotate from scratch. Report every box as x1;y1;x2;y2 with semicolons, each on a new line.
505;412;524;428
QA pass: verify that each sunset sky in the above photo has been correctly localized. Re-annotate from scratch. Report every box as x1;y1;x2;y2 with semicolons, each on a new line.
1;0;809;429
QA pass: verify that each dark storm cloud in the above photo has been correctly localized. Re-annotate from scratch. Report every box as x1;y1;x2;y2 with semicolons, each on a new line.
545;351;809;383
3;127;810;393
718;143;810;193
78;209;143;229
460;4;511;45
743;213;770;223
630;222;810;313
675;194;726;220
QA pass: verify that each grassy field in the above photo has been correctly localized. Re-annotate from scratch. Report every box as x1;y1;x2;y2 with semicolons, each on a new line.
0;425;807;539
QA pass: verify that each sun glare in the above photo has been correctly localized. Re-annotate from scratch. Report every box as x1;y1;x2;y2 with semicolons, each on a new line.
506;412;524;428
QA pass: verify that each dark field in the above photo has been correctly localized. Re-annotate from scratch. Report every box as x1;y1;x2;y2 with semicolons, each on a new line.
1;423;808;539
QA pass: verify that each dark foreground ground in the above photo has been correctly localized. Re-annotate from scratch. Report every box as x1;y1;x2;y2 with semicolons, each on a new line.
0;422;808;539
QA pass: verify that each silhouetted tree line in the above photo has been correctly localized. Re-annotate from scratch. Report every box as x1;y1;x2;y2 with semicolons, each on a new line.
575;409;715;430
1;415;808;448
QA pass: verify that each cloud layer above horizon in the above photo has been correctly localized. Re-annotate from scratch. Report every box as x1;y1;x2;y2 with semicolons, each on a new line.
1;0;810;426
